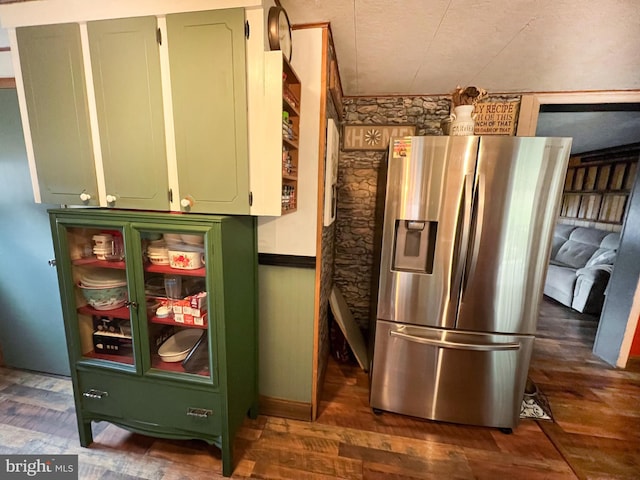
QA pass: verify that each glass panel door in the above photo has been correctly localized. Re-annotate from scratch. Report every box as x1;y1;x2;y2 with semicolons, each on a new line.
138;229;211;379
64;225;134;367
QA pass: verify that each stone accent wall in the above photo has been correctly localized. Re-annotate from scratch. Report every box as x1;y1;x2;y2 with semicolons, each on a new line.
343;96;451;135
335;94;521;335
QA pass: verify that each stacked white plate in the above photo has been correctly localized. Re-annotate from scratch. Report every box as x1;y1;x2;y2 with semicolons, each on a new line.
79;269;127;288
180;234;204;246
147;239;169;265
92;234;114;260
163;233;204;249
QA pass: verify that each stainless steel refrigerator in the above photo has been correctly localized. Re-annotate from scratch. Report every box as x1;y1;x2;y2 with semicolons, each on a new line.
369;135;572;429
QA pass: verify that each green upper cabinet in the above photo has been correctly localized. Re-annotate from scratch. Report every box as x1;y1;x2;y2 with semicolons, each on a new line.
167;9;250;214
87;17;169;210
17;23;98;206
13;8;262;215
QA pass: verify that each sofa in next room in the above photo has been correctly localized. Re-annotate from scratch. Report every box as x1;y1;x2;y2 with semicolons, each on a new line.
544;224;620;315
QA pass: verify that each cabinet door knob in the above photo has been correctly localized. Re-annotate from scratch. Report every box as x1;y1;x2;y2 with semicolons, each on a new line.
181;196;194;209
80;192;91;202
125;301;138;309
83;389;108;399
106;194;117;204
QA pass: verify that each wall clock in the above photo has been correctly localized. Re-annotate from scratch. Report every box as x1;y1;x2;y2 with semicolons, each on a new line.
268;6;292;62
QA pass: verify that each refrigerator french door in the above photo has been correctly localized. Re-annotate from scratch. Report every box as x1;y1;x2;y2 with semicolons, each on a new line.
370;136;571;429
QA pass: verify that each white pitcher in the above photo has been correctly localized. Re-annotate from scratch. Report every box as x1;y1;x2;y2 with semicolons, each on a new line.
450;105;476;136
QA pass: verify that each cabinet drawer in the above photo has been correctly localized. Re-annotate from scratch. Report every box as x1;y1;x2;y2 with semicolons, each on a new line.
77;371;221;436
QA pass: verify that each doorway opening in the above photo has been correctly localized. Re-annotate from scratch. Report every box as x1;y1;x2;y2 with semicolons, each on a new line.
520;93;640;367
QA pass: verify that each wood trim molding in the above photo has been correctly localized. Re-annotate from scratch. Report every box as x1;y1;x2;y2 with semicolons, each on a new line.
517;89;640;369
311;24;329;422
618;279;640;367
291;22;330;31
0;78;16;88
517;90;640;135
259;395;312;422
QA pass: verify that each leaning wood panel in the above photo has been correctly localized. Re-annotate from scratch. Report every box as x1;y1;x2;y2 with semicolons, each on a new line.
624;163;637;190
573;167;585;190
584;166;598;190
564;168;575;190
610;164;626;190
596;165;611;190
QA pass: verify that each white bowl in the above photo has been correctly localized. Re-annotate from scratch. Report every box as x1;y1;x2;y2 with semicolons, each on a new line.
168;250;205;270
78;284;127;310
158;329;203;362
149;256;169;265
163;233;183;244
181;234;204;246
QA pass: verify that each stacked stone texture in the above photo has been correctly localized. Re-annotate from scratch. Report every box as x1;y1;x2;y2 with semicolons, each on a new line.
334;94;520;335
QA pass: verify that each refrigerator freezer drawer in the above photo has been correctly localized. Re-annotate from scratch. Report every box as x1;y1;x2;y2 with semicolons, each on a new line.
370;320;534;429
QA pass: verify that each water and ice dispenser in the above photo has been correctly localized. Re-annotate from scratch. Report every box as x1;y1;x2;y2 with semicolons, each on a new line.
392;219;438;274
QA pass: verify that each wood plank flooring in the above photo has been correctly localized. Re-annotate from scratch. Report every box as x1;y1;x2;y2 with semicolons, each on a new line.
0;298;639;479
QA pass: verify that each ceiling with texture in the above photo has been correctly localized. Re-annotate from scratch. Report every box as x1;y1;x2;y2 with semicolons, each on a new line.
281;0;640;153
281;0;640;97
1;1;639;154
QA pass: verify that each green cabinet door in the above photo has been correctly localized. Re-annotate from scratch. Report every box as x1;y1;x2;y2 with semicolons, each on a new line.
167;9;249;214
17;23;98;205
88;17;169;210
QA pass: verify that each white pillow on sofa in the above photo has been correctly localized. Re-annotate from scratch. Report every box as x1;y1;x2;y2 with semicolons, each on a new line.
586;249;616;268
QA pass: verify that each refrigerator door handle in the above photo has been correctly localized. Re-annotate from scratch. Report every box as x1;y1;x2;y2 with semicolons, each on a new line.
450;173;474;301
389;330;521;351
461;172;485;299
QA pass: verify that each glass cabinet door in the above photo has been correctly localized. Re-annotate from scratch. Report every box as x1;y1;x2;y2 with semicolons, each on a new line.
63;225;134;368
137;228;211;379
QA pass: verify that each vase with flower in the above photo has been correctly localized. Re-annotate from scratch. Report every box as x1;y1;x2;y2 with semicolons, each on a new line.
445;86;487;136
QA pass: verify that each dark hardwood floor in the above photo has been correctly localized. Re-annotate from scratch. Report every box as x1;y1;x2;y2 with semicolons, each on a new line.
0;298;638;479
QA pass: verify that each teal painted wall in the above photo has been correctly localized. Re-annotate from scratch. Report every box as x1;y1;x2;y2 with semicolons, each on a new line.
0;89;69;375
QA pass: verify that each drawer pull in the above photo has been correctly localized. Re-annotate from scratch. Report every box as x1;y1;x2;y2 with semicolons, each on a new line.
187;407;212;418
83;389;108;399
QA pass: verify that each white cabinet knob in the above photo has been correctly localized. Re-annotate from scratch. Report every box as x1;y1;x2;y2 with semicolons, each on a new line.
181;197;194;208
106;194;117;204
79;192;91;202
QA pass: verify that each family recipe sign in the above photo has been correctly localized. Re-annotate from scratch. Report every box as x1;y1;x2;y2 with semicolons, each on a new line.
473;101;519;135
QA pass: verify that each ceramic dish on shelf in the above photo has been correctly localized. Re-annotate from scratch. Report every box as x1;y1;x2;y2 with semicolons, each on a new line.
78;284;127;310
148;255;169;265
181;234;204;246
78;270;127;287
158;329;203;362
163;233;183;245
168;249;205;270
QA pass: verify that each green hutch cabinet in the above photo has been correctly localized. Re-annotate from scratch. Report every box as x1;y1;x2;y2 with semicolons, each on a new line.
49;209;258;477
17;23;98;206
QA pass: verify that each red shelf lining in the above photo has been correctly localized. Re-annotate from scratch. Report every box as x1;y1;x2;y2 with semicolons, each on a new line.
150;316;208;329
83;351;208;377
144;264;206;277
78;305;130;318
84;350;134;365
151;354;209;377
72;258;206;277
